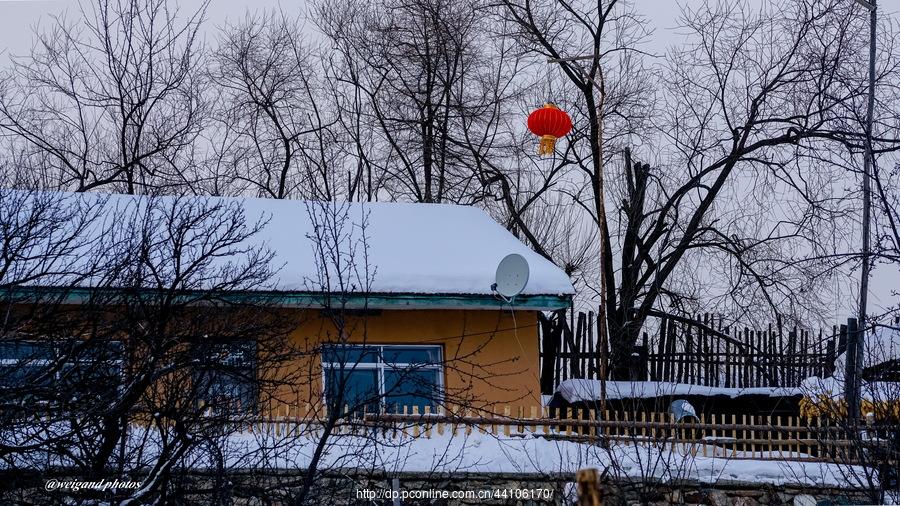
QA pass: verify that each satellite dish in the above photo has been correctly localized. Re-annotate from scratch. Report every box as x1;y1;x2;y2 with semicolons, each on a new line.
494;253;530;299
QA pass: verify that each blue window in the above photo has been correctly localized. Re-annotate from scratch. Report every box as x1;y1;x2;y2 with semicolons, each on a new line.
0;341;55;390
0;340;123;404
321;344;443;415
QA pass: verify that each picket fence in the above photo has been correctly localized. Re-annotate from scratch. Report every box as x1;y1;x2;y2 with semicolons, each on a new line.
227;403;891;465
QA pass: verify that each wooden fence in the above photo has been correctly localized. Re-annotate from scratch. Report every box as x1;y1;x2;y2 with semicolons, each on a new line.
228;403;893;465
540;311;850;393
647;313;842;388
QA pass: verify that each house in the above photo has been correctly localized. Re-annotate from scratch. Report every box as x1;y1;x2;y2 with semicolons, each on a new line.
800;325;900;418
0;192;574;418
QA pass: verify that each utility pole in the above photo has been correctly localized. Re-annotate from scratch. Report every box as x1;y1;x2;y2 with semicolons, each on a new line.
846;0;876;421
547;54;609;413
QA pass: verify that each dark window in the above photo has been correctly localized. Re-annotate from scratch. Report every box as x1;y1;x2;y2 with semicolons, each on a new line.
383;368;441;414
194;340;257;414
324;367;379;415
0;341;55;391
0;340;123;404
56;341;124;396
382;346;441;365
321;344;443;415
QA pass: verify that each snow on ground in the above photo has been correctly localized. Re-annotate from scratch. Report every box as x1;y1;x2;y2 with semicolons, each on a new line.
207;428;868;489
3;423;873;490
8;190;574;296
556;380;801;404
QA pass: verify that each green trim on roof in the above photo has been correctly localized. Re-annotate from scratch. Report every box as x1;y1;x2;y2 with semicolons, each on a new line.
6;286;572;311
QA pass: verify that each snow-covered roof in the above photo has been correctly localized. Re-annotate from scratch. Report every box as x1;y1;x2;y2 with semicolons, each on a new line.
800;325;900;402
9;191;574;305
861;325;900;368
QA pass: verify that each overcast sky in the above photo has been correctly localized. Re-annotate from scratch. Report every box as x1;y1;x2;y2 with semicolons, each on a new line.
0;0;689;59
0;0;286;58
0;0;895;321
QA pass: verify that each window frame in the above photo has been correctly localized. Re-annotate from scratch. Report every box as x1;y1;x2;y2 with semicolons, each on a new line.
193;339;259;415
0;339;124;402
320;344;444;414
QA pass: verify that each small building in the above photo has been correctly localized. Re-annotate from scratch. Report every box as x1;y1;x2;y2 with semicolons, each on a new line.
801;325;900;418
0;192;574;417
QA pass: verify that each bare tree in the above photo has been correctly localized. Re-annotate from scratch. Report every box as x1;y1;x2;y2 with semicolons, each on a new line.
798;319;900;504
207;12;340;200
0;194;309;504
316;0;532;205
0;0;208;193
499;0;900;377
870;157;900;320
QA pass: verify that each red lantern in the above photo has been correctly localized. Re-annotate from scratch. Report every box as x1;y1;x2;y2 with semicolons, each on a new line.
527;103;573;155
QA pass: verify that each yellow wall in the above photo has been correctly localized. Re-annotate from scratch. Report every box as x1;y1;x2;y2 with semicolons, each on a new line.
274;308;541;415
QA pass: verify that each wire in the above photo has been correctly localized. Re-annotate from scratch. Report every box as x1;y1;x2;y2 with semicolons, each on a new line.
505;301;546;408
545;55;554;103
490;281;546;406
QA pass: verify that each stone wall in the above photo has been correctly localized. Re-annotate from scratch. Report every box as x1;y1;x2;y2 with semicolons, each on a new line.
601;478;872;506
340;472;875;506
2;468;878;505
295;470;875;505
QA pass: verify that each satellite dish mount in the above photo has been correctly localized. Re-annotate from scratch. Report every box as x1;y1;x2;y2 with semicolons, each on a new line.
492;253;530;303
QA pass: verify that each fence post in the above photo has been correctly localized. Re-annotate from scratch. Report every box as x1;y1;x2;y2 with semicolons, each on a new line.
725;339;732;388
566;309;578;379
503;406;511;437
844;318;861;421
576;312;586;378
539;310;562;394
768;322;777;386
576;468;602;506
588;312;596;379
655;316;666;380
640;333;649;381
827;335;838;378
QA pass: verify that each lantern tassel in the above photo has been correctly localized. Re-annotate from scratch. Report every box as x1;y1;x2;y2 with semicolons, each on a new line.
538;135;557;155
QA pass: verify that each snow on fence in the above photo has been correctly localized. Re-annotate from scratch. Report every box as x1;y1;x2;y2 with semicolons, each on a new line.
221;402;891;465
